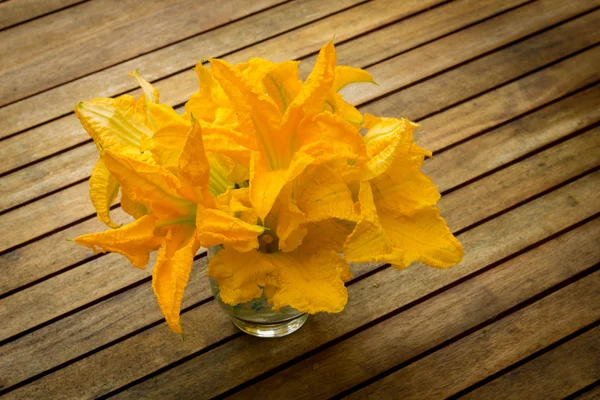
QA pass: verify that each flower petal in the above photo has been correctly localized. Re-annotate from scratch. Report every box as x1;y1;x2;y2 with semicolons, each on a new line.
361;116;424;181
333;65;375;93
89;158;121;228
370;153;440;215
121;191;148;219
343;181;394;263
267;247;348;313
104;150;194;218
75;96;151;151
282;41;336;128
130;70;159;105
152;225;200;334
296;164;357;223
297;112;367;164
210;58;287;170
379;206;464;269
177;117;214;205
185;62;235;125
74;214;161;269
268;184;307;252
263;61;302;113
207;245;348;313
207;247;273;305
196;206;265;252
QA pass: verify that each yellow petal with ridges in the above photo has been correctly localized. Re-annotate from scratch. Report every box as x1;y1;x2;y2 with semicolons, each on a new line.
196;206;265;252
74;214;161;269
296;164;357;223
130;70;159;105
178;118;214;206
237;57;275;92
207;248;273;305
210;58;286;170
298;112;366;160
268;184;307;252
75;96;151;151
121;191;148;219
370;153;440;215
268;247;348;313
343;181;394;263
333;65;375;92
282;41;336;128
361;117;423;181
263;61;302;113
185;62;234;125
326;92;364;126
207;245;348;313
104;150;194;218
379;206;464;269
152;225;200;334
89;158;121;229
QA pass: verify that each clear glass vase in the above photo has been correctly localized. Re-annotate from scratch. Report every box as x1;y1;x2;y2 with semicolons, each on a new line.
207;246;308;338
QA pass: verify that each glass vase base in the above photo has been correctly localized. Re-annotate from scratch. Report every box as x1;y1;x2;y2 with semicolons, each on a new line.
231;313;309;338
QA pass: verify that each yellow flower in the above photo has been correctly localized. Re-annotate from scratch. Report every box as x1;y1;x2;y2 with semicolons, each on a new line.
73;42;463;334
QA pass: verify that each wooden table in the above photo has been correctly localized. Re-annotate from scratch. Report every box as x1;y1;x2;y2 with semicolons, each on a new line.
1;0;599;398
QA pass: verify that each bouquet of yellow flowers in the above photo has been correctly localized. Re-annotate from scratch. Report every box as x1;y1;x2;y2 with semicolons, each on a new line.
73;42;463;335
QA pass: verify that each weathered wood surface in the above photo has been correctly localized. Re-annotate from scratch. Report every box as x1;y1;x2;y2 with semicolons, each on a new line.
0;0;86;30
461;325;600;400
1;0;598;398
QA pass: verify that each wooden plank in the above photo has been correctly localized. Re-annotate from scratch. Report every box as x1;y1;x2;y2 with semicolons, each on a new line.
421;85;600;193
2;24;598;254
0;0;85;30
574;385;600;400
0;0;587;170
0;0;366;138
5;161;598;397
0;0;287;106
443;129;600;232
3;106;598;344
106;174;600;400
0;208;131;296
462;327;600;400
0;0;438;140
228;221;600;400
346;272;600;400
344;2;600;105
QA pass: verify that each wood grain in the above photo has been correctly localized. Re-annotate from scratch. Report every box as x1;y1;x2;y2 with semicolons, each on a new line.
0;0;438;140
105;173;600;400
422;85;600;193
0;0;584;171
0;0;364;138
462;326;600;400
573;385;600;400
0;0;287;106
228;220;600;400
0;0;86;30
344;2;600;105
3;24;597;254
347;271;600;400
